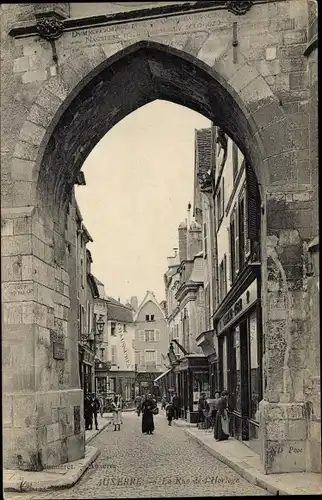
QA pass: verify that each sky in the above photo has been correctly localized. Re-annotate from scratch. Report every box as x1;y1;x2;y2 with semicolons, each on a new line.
76;100;210;306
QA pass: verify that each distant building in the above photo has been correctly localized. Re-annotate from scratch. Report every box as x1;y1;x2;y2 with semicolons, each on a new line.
134;291;169;395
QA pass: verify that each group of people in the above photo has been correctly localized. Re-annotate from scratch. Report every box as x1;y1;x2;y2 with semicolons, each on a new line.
198;390;230;441
84;393;103;431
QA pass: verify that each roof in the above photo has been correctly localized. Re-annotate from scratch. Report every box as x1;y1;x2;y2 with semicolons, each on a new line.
87;273;99;299
93;276;104;286
134;290;166;322
107;297;134;323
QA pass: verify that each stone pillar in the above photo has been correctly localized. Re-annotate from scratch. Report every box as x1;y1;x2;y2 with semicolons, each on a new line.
2;205;84;471
259;187;316;473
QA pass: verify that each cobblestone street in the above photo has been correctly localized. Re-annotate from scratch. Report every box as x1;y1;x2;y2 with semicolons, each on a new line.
6;411;270;499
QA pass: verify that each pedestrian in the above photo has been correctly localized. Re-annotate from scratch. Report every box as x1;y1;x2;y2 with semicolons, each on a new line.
112;395;122;431
98;394;104;418
84;394;93;430
141;393;157;435
209;390;221;432
161;395;167;410
91;393;100;431
171;393;180;420
119;394;124;424
214;390;230;441
166;402;175;426
197;392;209;429
135;394;142;416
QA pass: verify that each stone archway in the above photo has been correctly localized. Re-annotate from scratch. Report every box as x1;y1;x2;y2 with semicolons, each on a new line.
2;1;318;474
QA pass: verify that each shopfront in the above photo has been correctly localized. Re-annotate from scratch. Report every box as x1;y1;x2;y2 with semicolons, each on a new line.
215;276;262;454
79;344;95;398
196;329;219;397
175;354;210;423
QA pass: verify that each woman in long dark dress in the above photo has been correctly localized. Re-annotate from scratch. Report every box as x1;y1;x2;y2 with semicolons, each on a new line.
214;390;230;441
141;394;156;435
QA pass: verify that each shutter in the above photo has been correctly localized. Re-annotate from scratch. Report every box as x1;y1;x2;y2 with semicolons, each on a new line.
221;177;225;216
223;255;227;295
155;329;160;341
244;182;251;258
139;330;145;342
246;163;260;241
139;351;145;365
234;206;240;275
227;227;232;285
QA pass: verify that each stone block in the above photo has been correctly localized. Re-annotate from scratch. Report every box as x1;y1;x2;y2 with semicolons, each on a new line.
287;419;307;440
13;394;37;428
1;219;14;236
2;281;35;302
256;59;280;77
265;440;306;473
290;72;308;91
13;140;39;162
13;180;35;207
19;121;46;146
46;440;63;468
251;99;284;131
266;46;277;61
2;234;32;257
3;426;39;470
261;118;294;158
283;30;307;45
67;433;85;463
22;69;48;84
1;255;23;282
240;75;274;113
61;270;70;285
37;283;55;308
266;419;286;441
27;103;52;128
32;236;45;261
44;77;70;101
2;325;36;392
35;88;63;116
47;422;60;443
13;216;32;235
13;56;30;73
309;420;321;442
228;64;259;93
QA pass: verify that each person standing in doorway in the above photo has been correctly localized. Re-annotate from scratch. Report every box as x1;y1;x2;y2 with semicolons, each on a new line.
214;390;230;441
84;394;93;430
112;395;122;431
171;393;180;420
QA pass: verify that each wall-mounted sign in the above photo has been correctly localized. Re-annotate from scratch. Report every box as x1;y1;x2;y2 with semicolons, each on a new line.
53;342;65;360
217;279;258;334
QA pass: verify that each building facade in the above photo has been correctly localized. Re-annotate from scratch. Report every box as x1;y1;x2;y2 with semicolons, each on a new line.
196;126;263;454
106;297;136;400
134;291;169;395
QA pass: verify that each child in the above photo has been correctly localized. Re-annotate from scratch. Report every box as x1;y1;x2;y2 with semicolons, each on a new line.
166;402;175;426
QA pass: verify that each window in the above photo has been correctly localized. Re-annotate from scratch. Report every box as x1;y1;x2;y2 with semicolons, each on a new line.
100;347;105;360
151;314;154;321
205;284;211;330
232;142;239;180
80;258;84;288
139;330;145;341
111;322;116;336
145;350;156;363
219;260;225;303
111;346;117;365
144;329;160;341
123;323;127;332
145;315;150;321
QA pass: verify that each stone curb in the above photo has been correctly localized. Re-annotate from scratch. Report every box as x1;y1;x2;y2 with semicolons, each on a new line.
4;446;100;492
181;428;283;495
85;418;112;444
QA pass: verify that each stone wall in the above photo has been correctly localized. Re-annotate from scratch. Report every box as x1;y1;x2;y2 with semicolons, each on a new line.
1;1;319;473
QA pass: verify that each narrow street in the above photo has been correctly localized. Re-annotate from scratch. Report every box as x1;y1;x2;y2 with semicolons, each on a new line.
6;411;270;499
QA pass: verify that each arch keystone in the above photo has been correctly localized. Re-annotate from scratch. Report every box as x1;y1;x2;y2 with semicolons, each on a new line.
197;32;231;67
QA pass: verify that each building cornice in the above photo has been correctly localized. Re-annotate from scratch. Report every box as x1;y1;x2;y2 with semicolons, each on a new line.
8;1;270;39
175;280;203;303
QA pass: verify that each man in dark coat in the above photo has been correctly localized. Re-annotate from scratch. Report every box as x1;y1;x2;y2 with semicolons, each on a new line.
141;394;156;435
171;393;180;420
91;393;100;431
84;394;93;430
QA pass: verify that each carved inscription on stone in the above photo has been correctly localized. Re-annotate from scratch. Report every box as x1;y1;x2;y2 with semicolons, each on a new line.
2;282;34;302
59;11;228;51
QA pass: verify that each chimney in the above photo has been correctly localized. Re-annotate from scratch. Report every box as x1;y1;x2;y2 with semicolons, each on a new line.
178;221;187;263
187;202;191;229
130;296;138;311
187;221;202;260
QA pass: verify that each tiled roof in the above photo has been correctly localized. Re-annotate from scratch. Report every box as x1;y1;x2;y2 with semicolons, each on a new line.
107;298;134;323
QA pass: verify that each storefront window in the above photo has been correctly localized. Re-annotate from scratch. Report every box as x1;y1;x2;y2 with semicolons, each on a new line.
234;326;241;413
222;336;228;390
249;310;260;421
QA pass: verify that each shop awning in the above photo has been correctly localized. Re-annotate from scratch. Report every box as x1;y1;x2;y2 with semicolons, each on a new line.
153;369;172;383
